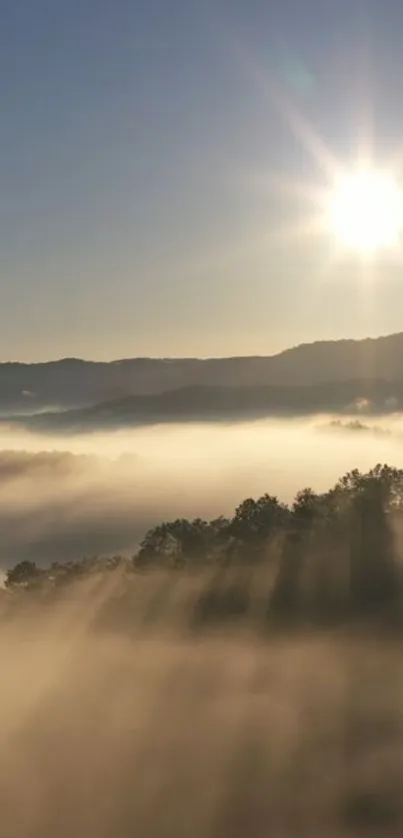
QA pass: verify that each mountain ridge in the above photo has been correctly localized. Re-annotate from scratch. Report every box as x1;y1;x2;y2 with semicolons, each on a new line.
1;331;403;413
7;377;403;434
0;331;399;367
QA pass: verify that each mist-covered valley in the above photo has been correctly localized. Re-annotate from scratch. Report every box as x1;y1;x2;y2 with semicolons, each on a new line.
4;360;403;837
0;415;403;567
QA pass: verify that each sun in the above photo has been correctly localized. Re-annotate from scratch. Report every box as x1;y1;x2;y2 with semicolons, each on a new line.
326;168;403;254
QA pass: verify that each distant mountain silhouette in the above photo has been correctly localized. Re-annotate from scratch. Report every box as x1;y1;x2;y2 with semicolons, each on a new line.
8;378;403;433
1;331;403;415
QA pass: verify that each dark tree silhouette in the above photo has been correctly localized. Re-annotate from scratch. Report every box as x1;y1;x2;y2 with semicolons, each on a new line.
135;518;230;568
5;560;39;589
227;494;289;563
3;462;403;627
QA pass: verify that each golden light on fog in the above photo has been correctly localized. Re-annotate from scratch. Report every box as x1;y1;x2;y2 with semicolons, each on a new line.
326;168;403;254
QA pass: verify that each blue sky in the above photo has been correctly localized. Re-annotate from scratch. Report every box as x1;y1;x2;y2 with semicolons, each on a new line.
1;0;403;360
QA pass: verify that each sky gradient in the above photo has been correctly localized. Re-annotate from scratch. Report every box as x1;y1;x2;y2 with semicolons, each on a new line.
1;0;403;360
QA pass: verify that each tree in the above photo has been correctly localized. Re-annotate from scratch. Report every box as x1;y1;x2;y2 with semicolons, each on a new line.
135;518;222;568
228;494;289;562
5;560;40;589
348;476;398;613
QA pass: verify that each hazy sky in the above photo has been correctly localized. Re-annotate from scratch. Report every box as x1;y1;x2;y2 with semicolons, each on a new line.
2;0;403;361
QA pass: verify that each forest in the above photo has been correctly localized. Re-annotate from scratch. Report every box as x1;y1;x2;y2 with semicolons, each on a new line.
5;463;403;630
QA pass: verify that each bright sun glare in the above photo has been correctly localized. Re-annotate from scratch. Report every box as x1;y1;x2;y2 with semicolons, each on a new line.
327;169;403;254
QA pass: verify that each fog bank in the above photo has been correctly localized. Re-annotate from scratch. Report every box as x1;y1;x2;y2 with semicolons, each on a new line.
0;580;402;837
0;416;403;566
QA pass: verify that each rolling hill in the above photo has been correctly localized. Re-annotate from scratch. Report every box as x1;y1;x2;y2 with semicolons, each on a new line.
8;377;403;433
1;331;403;415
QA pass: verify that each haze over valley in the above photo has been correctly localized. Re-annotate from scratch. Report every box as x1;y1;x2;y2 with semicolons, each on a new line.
2;332;403;567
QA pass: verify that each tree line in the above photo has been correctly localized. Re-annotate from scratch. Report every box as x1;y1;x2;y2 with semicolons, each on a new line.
4;464;403;626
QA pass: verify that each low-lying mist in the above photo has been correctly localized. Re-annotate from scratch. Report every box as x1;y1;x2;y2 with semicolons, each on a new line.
1;573;403;837
1;415;403;566
3;417;403;836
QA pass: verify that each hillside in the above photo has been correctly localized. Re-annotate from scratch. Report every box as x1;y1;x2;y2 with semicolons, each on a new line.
1;331;403;413
11;377;403;433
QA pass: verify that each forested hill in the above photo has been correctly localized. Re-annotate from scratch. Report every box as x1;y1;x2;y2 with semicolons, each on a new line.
1;331;403;412
11;378;403;433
